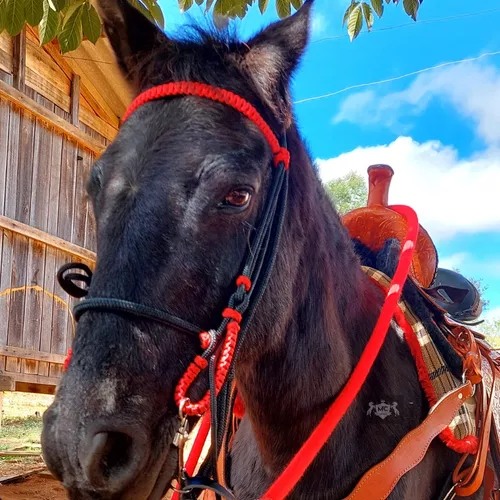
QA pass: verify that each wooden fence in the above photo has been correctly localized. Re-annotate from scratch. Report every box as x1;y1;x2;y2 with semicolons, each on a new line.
0;28;123;394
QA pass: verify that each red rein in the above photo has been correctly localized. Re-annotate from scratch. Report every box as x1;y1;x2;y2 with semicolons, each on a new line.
262;205;418;500
120;82;419;500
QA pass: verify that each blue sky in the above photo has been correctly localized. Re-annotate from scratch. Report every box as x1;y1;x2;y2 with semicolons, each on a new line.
158;0;500;321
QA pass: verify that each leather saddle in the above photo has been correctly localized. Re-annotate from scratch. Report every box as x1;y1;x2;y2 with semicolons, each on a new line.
342;165;499;498
342;164;438;288
342;165;482;322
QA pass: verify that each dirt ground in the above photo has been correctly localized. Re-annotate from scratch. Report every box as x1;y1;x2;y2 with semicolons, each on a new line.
0;393;205;499
0;474;67;500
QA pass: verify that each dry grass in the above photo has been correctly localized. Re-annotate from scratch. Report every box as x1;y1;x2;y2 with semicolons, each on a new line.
2;392;54;419
0;392;53;478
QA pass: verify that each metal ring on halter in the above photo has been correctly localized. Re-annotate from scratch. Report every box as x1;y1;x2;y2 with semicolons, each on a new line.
461;372;476;397
441;485;457;500
442;478;464;500
179;398;190;419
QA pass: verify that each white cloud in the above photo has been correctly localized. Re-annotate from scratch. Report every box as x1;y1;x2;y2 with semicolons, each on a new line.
483;306;500;322
439;252;469;270
333;61;500;147
311;12;328;37
317;136;500;240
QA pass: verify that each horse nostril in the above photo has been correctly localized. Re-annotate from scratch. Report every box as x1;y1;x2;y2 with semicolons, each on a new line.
82;430;142;491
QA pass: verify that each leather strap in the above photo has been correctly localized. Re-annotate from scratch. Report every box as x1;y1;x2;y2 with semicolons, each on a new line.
454;352;498;497
448;326;483;385
344;382;473;500
216;381;239;489
483;466;497;500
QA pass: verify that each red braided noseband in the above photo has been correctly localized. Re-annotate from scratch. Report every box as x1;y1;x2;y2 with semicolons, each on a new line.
122;82;290;170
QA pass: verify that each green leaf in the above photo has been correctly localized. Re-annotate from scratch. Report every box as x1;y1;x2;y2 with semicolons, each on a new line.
290;0;302;11
0;0;6;34
275;0;290;19
370;0;383;17
128;0;155;23
258;0;269;14
178;0;193;12
205;0;214;12
213;0;229;16
214;0;246;18
49;0;67;11
361;2;373;30
142;0;164;27
195;0;203;6
5;0;25;36
62;0;83;28
149;2;164;28
40;0;59;44
58;2;83;53
347;4;363;41
81;3;101;43
403;0;419;20
342;1;358;27
25;0;44;26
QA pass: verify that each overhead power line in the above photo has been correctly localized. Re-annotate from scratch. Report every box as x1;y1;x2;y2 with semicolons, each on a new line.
294;50;500;105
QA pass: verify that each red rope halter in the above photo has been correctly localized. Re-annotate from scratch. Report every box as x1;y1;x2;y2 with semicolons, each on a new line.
122;81;290;170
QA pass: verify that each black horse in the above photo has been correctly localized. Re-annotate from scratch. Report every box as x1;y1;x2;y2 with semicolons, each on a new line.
41;1;478;498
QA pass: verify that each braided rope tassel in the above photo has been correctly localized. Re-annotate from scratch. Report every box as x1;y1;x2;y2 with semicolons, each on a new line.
174;312;241;416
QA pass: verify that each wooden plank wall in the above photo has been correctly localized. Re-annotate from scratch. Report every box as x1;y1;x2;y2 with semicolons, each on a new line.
0;30;114;391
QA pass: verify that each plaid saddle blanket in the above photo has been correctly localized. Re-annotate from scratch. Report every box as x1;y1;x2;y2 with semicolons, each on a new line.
363;266;478;453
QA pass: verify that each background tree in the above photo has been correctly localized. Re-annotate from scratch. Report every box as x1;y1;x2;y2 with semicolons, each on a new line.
0;0;426;53
481;319;500;348
324;171;368;215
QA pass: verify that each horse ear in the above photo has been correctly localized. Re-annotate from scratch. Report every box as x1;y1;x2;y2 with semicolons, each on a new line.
243;1;313;124
96;0;170;90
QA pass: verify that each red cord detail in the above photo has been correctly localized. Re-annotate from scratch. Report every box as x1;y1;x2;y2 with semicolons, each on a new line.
393;305;477;454
261;205;419;500
175;320;240;416
273;147;290;170
236;275;252;292
370;281;478;455
171;411;212;500
222;307;242;324
199;331;212;350
122;82;288;169
63;349;72;371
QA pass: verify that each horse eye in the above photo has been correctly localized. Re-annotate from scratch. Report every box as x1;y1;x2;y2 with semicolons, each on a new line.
223;189;251;208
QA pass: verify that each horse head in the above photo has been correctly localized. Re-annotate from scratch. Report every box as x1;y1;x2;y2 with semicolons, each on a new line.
41;1;315;498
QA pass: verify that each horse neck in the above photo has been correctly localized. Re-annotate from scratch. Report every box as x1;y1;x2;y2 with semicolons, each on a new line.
235;125;386;468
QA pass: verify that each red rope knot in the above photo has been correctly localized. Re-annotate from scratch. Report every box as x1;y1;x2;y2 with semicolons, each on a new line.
273;147;290;170
199;331;212;350
236;275;252;292
222;308;242;324
174;355;209;411
226;320;240;337
63;348;72;371
176;321;240;417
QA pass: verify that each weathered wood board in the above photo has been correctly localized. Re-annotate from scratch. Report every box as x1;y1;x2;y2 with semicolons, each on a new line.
0;27;120;393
